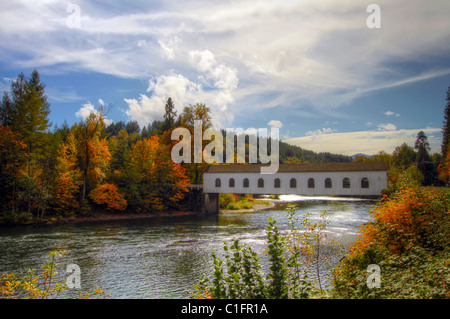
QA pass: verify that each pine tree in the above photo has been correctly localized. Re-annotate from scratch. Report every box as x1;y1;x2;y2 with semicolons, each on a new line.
0;70;52;218
0;70;50;154
441;86;450;161
414;131;432;185
163;97;177;131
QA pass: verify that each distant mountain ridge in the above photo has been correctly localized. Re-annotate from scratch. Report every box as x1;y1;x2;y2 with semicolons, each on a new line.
279;141;353;163
351;153;373;160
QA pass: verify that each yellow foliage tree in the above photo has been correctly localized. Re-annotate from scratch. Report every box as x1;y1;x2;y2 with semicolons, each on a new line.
54;131;81;213
129;135;189;212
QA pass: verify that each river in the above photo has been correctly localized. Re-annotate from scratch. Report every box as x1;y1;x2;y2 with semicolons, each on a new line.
0;195;376;299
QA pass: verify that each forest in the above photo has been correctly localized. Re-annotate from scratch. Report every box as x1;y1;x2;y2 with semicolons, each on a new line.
1;70;449;225
0;70;352;224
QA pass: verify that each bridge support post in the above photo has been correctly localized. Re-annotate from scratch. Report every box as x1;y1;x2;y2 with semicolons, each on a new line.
204;193;219;214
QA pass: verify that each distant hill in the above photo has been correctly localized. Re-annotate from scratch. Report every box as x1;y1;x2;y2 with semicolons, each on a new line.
351;153;373;160
279;141;353;164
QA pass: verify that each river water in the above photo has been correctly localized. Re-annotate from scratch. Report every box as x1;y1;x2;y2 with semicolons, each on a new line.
0;195;376;299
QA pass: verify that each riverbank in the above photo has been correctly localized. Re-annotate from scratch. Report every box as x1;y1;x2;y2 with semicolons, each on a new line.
0;210;201;227
220;200;276;213
0;200;278;227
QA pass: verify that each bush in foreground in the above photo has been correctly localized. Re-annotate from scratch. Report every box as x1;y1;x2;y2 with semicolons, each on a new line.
332;186;450;298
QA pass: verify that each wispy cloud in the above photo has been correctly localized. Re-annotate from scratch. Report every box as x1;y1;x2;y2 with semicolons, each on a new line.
384;111;400;117
1;0;449;130
268;120;283;128
305;127;337;136
284;128;442;155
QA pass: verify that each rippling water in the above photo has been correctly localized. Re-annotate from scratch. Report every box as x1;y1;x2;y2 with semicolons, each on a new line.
0;196;376;298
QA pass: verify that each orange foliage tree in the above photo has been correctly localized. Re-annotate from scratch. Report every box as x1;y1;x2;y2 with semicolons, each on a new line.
128;135;189;212
89;183;127;211
348;186;445;258
333;186;450;298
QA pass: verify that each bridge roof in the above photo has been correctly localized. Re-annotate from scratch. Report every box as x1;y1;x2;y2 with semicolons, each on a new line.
203;162;389;173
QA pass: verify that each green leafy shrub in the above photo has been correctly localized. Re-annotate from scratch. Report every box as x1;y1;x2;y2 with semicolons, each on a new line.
219;193;236;209
192;205;314;299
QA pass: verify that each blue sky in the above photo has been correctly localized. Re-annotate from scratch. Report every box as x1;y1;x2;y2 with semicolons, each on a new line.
1;0;449;155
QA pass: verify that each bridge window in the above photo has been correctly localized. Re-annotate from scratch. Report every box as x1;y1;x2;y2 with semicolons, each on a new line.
290;178;297;188
215;178;221;187
325;178;332;188
274;178;281;188
258;178;264;188
243;178;249;188
361;178;369;189
308;178;315;188
229;178;235;188
343;178;350;188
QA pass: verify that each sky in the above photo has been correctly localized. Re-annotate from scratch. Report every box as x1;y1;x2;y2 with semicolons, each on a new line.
1;0;449;156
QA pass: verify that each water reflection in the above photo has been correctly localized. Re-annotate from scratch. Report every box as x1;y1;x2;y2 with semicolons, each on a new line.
0;197;376;298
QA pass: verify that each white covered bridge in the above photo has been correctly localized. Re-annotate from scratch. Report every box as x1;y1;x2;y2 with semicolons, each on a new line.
202;162;389;213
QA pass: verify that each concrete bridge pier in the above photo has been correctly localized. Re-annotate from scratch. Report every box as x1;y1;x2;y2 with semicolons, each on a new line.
204;193;219;214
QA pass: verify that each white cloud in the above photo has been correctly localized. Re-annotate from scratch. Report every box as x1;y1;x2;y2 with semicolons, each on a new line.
125;73;201;127
385;110;400;117
76;101;113;126
125;49;239;128
305;127;337;136
75;102;96;119
377;123;397;131
1;0;450;130
124;71;236;128
188;49;239;91
284;128;442;156
268;120;283;128
137;40;148;48
158;36;179;60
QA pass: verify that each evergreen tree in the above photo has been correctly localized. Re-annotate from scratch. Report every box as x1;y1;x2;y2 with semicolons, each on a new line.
0;70;50;153
163;97;177;131
441;86;450;161
392;143;416;170
125;120;140;135
414;131;433;185
0;70;53;218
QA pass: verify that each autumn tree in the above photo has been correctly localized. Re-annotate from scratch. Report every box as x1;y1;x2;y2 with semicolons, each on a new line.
72;108;111;210
128;135;189;212
0;125;27;217
89;183;127;211
180;103;213;184
53;130;81;214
